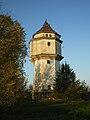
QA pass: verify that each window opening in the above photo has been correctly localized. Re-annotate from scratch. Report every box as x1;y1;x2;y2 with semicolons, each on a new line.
47;60;50;64
46;34;48;37
47;42;50;46
49;34;52;37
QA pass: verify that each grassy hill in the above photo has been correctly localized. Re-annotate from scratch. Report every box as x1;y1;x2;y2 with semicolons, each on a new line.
0;99;90;120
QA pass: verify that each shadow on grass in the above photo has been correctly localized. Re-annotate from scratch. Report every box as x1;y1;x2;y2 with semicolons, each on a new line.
0;98;90;120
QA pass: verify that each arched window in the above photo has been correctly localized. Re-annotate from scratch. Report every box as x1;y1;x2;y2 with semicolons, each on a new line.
49;34;52;37
46;34;48;37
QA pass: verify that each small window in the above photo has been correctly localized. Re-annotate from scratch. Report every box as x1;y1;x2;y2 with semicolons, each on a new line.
49;34;52;37
47;42;50;46
47;60;50;64
46;34;48;37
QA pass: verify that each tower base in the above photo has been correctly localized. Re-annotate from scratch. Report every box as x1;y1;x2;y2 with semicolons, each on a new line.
32;91;52;100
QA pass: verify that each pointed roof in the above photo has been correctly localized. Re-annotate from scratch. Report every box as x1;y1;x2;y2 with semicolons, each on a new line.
33;21;61;37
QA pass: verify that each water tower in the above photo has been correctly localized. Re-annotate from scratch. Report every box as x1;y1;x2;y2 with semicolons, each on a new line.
30;21;63;98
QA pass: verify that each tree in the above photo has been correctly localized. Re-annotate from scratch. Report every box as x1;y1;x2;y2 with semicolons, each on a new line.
63;80;88;102
29;84;33;93
54;62;76;95
54;62;88;102
0;14;27;106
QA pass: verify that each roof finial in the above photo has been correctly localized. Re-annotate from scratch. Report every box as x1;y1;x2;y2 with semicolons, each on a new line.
45;18;47;23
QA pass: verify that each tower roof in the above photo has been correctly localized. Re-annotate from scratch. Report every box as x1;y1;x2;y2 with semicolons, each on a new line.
33;21;61;37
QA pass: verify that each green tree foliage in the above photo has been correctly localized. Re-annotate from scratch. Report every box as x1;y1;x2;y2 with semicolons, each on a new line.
63;80;88;102
29;84;33;93
54;63;88;102
0;14;27;106
54;63;76;94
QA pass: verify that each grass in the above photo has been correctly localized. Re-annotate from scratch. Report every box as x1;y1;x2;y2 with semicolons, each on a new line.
0;98;90;120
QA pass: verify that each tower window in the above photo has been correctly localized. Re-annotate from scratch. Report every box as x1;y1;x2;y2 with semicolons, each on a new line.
49;34;52;37
47;60;50;64
47;42;50;46
46;34;48;37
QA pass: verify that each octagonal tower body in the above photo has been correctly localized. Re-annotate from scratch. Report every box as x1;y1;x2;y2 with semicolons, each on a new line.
30;21;63;92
